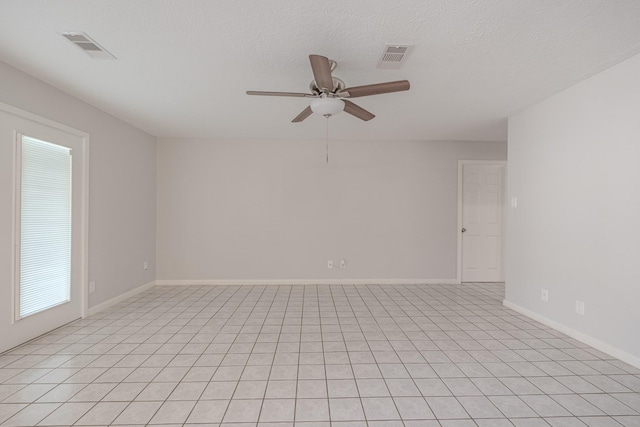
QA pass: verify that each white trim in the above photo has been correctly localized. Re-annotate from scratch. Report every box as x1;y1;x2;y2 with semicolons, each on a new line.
12;132;22;324
87;281;156;317
80;135;89;318
0;102;89;138
155;279;461;286
503;299;640;370
457;160;507;283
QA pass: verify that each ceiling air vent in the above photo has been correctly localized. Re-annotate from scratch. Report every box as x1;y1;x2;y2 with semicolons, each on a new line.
377;44;413;69
61;32;116;60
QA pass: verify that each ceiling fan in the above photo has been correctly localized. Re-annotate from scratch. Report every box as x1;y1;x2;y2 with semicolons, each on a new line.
246;54;410;122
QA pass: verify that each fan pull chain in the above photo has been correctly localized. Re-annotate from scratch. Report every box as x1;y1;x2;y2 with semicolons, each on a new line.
325;115;329;164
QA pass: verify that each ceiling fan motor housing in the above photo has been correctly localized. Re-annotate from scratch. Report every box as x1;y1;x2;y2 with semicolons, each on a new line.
310;77;346;95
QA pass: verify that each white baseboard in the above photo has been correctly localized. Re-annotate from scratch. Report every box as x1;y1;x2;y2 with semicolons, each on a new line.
503;299;640;370
155;279;460;286
87;281;156;317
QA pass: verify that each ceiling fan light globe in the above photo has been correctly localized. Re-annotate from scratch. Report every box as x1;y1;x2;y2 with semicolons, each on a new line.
310;98;344;117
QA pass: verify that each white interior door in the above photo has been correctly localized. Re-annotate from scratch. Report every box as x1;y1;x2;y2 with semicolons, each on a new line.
0;105;87;353
461;163;505;282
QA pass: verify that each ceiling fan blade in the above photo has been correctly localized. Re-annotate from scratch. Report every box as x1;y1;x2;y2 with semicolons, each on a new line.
343;100;375;121
309;55;335;92
246;91;315;98
292;106;313;123
339;80;410;98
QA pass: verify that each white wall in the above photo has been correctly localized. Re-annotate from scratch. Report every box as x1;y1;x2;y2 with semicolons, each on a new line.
157;138;506;282
0;61;157;308
506;53;640;366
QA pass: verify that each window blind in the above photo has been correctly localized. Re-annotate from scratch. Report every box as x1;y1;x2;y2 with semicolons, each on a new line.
18;135;72;319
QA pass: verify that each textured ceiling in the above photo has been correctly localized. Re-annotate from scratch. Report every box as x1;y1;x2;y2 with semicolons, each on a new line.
1;0;640;141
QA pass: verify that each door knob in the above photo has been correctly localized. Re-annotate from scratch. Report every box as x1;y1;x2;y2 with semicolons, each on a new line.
461;228;467;233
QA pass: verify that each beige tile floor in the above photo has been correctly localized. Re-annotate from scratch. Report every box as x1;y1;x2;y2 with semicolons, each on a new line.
0;283;639;426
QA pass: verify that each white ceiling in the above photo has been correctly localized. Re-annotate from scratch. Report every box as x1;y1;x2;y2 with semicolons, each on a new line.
1;0;640;142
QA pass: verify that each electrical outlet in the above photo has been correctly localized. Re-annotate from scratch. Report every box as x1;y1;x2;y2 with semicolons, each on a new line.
143;261;149;270
327;260;333;269
89;281;95;293
541;289;549;302
340;259;346;269
576;300;585;315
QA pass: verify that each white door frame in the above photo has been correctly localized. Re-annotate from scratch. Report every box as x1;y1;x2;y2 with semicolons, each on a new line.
457;160;507;283
2;101;90;320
